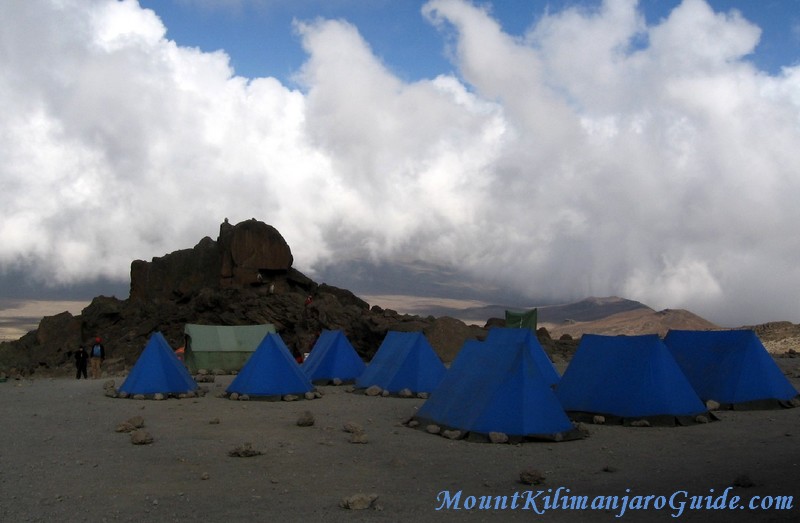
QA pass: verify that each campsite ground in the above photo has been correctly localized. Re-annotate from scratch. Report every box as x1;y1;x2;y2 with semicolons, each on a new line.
0;361;799;522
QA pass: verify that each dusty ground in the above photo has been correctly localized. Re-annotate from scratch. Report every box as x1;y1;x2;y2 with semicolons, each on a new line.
1;359;799;523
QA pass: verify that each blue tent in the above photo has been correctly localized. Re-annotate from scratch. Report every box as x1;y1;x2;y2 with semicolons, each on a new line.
664;329;798;407
485;327;560;385
556;334;707;421
415;339;575;439
302;330;365;384
356;331;445;394
119;332;197;395
226;333;313;397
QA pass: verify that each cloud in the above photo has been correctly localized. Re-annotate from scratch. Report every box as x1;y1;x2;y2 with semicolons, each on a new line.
1;0;800;326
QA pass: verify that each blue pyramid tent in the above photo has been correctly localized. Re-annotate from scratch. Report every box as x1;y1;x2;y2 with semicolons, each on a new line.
664;329;798;408
119;332;197;396
485;328;560;386
415;339;575;440
302;330;365;384
226;333;313;397
356;331;445;394
556;334;707;422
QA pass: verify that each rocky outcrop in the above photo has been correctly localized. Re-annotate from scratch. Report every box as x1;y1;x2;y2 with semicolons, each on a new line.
130;237;220;302
219;219;293;287
130;219;294;302
0;219;494;375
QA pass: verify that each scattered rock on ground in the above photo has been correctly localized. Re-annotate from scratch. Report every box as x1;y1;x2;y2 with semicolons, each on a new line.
130;430;153;445
519;468;545;485
126;416;144;428
364;385;382;397
343;422;363;434
489;432;508;444
733;474;755;488
296;411;315;427
349;432;368;444
228;443;262;457
115;421;136;433
340;493;379;510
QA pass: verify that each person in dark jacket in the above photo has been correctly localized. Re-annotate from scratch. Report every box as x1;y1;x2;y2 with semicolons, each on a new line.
75;345;88;379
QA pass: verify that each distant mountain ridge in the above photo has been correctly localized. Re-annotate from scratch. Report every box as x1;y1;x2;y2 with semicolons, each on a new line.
374;295;719;338
418;296;649;324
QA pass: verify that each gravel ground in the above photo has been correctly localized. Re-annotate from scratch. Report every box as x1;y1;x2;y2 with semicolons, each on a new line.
0;363;799;522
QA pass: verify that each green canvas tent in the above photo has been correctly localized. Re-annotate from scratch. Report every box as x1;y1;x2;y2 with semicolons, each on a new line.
183;324;276;373
505;308;537;331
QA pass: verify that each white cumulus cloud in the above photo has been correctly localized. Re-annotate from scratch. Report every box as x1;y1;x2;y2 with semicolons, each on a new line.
1;0;800;326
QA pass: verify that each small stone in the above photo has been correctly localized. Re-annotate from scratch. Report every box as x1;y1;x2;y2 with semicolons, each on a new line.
343;421;364;434
732;474;755;488
705;400;721;411
365;385;382;397
416;392;429;399
209;418;220;425
695;415;710;424
442;430;462;440
228;443;262;458
197;369;209;375
115;422;136;433
130;430;153;445
425;424;441;435
313;390;323;398
488;432;508;444
592;415;606;425
229;393;239;401
153;393;165;401
398;388;413;398
630;419;651;427
239;394;250;401
304;391;315;400
127;416;145;428
103;379;116;390
282;394;299;402
296;411;315;427
340;493;379;510
349;432;368;444
407;420;420;428
133;394;146;400
380;389;390;397
332;378;343;386
200;472;210;480
519;468;545;485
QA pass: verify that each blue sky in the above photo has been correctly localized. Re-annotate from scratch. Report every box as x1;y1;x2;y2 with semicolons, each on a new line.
3;0;800;326
138;0;800;82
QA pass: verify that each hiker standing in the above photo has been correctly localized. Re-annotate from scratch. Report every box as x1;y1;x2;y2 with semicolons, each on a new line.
74;345;89;379
89;337;105;379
